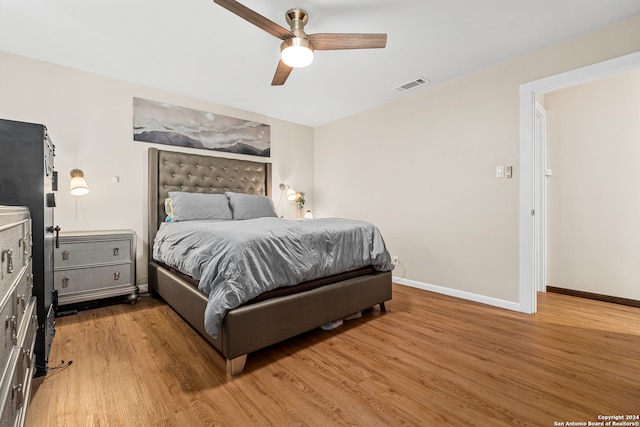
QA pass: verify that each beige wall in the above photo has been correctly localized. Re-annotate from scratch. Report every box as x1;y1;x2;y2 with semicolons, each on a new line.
544;69;640;300
314;16;640;304
0;52;314;288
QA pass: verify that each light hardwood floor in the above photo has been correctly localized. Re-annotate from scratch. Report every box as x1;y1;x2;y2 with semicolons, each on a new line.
26;284;640;426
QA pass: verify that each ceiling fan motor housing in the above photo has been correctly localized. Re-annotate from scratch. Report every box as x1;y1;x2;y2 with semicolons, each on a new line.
286;8;309;37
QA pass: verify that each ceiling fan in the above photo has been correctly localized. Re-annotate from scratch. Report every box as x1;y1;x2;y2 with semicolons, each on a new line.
213;0;388;86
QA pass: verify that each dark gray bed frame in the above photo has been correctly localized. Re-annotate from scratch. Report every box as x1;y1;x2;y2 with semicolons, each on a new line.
147;147;392;375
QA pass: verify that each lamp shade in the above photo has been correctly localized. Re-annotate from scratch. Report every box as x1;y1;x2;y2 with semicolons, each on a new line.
287;188;296;201
281;38;314;68
69;169;89;196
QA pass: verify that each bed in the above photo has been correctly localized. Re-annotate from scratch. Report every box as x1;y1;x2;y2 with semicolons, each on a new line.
147;147;392;375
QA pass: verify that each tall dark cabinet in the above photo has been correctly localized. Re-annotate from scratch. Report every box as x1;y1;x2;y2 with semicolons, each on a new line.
0;118;57;376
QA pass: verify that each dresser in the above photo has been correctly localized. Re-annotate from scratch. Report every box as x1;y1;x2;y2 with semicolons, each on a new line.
0;206;38;427
54;230;138;306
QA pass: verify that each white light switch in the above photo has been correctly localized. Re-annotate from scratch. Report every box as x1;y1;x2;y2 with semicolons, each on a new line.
112;176;120;183
496;166;505;178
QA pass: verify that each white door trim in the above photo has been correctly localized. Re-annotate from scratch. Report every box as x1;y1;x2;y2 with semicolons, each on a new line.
533;102;547;293
519;51;640;314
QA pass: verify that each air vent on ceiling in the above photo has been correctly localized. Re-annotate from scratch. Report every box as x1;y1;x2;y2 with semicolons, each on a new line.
394;77;430;93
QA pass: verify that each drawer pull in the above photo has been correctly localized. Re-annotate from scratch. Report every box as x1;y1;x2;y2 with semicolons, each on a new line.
6;315;17;344
62;276;70;288
19;238;29;266
114;271;120;280
62;249;70;260
2;248;13;275
12;384;23;409
22;348;32;366
20;237;30;256
17;294;27;312
113;247;119;256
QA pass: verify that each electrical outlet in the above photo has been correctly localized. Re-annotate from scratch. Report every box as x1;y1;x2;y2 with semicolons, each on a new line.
392;256;399;266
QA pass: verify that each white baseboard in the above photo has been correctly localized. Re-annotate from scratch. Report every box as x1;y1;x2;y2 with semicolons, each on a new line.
138;283;149;294
392;276;522;312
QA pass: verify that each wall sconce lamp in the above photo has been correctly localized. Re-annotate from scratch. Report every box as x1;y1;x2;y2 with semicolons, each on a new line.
279;183;297;201
69;169;90;196
280;182;308;218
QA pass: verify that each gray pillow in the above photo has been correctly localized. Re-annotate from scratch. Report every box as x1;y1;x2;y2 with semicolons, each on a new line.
225;192;278;220
169;192;232;221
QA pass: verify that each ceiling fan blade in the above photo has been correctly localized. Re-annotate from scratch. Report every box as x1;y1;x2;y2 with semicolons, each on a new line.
271;60;293;86
308;33;387;50
213;0;293;40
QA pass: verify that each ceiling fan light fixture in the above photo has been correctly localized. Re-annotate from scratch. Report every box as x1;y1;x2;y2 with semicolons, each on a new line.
280;37;314;68
213;1;387;85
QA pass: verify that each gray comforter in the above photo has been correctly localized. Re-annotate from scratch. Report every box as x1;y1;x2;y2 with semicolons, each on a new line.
153;217;392;338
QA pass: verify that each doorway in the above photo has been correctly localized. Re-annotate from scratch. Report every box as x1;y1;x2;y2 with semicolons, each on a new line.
518;51;640;314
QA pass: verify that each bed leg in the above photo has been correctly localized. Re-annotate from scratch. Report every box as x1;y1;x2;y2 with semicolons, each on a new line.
380;301;390;312
226;354;248;376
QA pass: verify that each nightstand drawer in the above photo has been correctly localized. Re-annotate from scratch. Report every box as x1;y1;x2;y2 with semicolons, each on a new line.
56;238;132;268
55;264;132;294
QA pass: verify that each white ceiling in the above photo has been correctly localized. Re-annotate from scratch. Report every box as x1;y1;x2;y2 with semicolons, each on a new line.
1;0;639;127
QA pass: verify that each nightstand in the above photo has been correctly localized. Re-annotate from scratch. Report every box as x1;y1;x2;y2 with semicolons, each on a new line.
54;230;138;307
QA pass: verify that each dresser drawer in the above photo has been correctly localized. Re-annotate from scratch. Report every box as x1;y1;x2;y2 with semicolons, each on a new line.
15;345;35;427
18;219;31;271
0;218;29;297
0;270;33;368
0;348;21;427
16;300;37;415
55;264;132;294
56;238;132;268
13;263;33;340
0;289;15;369
16;297;37;356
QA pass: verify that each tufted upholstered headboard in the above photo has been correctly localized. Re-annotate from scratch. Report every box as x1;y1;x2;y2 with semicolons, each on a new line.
147;148;272;257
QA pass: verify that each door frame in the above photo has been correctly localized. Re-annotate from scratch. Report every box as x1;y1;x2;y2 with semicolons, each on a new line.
533;102;547;293
518;51;640;314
